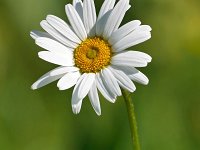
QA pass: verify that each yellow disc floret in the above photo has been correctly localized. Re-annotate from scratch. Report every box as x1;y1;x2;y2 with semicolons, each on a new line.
74;37;112;73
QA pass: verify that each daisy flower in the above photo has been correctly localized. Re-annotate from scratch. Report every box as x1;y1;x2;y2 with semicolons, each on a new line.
30;0;152;115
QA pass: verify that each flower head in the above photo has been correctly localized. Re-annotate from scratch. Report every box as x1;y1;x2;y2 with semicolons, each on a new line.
30;0;152;115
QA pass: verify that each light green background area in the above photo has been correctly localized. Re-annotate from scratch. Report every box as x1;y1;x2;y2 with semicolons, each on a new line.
0;0;200;149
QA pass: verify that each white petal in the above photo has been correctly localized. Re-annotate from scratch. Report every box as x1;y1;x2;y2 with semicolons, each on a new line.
116;50;152;63
96;10;112;36
46;15;81;43
30;30;52;40
108;20;141;45
138;25;152;32
111;51;148;67
96;0;116;36
57;71;81;90
101;68;122;96
65;4;87;41
40;20;77;48
103;0;129;39
71;75;84;114
31;67;65;90
109;66;136;92
73;0;83;21
97;0;116;20
35;37;73;55
72;99;83;114
88;81;101;116
72;73;95;105
71;73;95;114
38;51;74;66
129;72;149;85
112;29;151;52
131;51;152;62
78;73;95;99
96;73;116;103
83;0;96;36
114;66;149;85
50;66;79;76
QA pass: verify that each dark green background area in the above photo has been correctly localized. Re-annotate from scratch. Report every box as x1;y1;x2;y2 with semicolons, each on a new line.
0;0;200;149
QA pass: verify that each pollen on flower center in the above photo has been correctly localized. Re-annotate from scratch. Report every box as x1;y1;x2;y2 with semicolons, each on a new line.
74;37;112;73
86;48;97;59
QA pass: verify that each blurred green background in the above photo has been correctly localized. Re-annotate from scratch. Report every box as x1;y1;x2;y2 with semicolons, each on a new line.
0;0;200;149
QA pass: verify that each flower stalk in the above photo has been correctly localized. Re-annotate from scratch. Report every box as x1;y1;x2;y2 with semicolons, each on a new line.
122;89;141;150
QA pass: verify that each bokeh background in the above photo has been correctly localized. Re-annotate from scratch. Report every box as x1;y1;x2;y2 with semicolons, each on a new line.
0;0;200;149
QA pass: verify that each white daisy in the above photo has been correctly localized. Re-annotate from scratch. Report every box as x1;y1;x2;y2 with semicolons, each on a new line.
30;0;152;115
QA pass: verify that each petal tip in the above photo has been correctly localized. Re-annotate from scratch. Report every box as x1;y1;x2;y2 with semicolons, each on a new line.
65;4;72;10
96;111;101;116
40;20;45;25
111;98;116;103
58;86;63;90
46;14;53;19
72;105;81;114
130;87;136;92
31;84;37;90
144;79;149;85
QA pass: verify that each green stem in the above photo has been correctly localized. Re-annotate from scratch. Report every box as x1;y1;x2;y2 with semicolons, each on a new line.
121;89;141;150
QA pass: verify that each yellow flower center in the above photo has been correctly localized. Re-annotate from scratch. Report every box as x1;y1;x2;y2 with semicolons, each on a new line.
74;37;112;73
